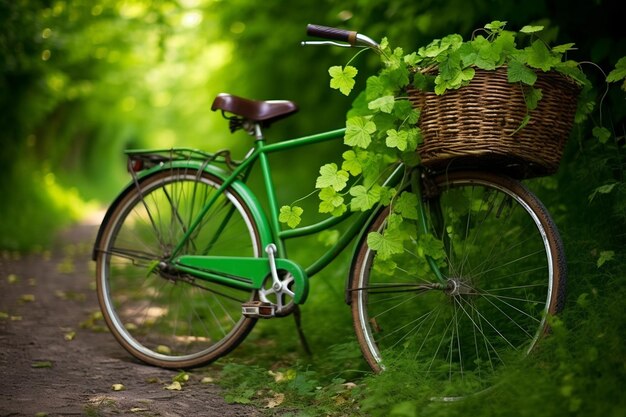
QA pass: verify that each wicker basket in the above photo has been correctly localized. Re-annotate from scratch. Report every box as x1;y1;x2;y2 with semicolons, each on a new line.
407;67;580;178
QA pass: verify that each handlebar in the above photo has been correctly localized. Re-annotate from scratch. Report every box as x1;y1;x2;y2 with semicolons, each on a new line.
302;24;379;49
307;24;358;45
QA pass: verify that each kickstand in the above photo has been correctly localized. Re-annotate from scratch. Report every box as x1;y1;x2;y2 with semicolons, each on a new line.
292;305;312;357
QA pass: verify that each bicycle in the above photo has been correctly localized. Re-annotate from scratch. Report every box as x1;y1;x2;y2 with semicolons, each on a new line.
92;24;567;399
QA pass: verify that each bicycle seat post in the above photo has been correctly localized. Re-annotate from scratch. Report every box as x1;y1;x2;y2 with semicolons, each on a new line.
253;123;264;141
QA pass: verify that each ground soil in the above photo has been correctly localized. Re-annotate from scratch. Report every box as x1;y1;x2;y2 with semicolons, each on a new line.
0;220;263;417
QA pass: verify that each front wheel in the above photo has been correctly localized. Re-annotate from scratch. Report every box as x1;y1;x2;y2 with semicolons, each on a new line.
95;168;261;369
350;171;566;399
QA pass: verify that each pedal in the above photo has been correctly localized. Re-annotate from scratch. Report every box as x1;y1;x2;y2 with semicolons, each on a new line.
242;301;276;318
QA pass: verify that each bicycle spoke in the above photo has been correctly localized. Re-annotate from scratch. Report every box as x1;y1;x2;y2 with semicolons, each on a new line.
97;169;260;368
352;172;564;399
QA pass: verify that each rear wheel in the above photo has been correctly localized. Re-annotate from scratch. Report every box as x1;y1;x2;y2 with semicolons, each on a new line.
95;168;261;368
350;171;566;398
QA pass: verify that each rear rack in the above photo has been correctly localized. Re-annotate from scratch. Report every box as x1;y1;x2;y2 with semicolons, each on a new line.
125;148;242;172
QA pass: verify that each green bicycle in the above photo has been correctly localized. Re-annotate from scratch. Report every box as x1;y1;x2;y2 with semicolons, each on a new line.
93;25;566;398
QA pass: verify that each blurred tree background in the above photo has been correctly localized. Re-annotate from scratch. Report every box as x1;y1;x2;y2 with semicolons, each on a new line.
1;0;625;415
2;0;624;249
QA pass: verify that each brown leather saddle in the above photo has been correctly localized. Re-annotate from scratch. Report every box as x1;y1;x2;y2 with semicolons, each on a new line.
211;93;298;131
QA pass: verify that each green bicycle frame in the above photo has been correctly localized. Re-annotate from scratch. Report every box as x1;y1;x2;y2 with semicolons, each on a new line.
109;127;445;305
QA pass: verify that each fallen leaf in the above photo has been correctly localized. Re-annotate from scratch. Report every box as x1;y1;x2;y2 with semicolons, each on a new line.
20;294;35;303
200;376;214;384
164;381;182;391
56;258;75;274
64;331;76;341
7;274;19;284
10;315;22;321
266;392;285;409
31;361;53;368
111;384;125;391
156;345;171;355
173;371;189;383
0;312;9;319
130;408;149;413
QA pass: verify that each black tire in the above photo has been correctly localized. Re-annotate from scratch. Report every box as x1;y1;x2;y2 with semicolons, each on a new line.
350;171;566;398
95;168;260;368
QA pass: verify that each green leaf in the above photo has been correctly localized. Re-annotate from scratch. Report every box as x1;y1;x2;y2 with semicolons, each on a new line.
393;192;419;220
365;76;386;100
315;163;349;191
344;116;376;148
592;126;611;144
349;185;381;211
520;25;544;34
552;43;575;53
493;30;516;62
419;38;450;58
393;100;420;124
588;183;617;202
368;95;396;113
319;187;344;213
404;52;421;66
367;230;404;260
341;150;363;176
412;71;434;91
510;114;532;136
507;60;537;85
470;36;498;70
524;86;543;110
606;56;626;84
597;250;615;268
378;186;397;205
279;205;303;228
173;371;190;383
485;21;507;31
459;42;478;67
385;129;408;151
525;40;556;71
417;234;446;260
329;65;358;96
318;230;340;247
384;65;410;88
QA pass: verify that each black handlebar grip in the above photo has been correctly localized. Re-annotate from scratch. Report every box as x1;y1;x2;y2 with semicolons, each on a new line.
306;24;358;45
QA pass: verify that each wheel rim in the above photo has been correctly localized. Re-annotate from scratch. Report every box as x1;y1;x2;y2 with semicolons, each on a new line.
354;176;559;398
97;171;259;366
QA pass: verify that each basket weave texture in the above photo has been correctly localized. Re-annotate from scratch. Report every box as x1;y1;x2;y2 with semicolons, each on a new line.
407;67;580;178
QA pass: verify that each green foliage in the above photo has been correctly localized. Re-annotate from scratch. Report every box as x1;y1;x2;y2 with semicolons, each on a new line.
329;65;358;96
279;205;304;228
606;56;626;91
3;1;626;416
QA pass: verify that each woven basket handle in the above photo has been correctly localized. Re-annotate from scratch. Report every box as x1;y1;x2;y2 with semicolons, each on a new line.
306;24;358;46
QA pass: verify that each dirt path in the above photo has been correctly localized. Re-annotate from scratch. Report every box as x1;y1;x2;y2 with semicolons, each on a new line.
0;221;262;417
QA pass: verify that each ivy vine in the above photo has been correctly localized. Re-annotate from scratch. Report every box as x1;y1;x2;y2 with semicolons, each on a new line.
279;21;624;258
